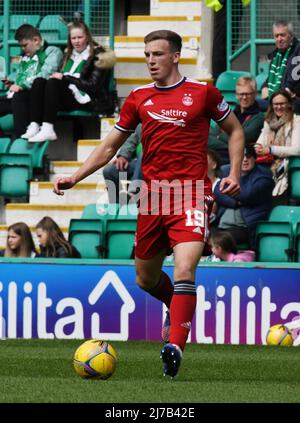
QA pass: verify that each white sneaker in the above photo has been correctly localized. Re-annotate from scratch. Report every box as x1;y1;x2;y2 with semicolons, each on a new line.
28;124;57;143
21;122;40;139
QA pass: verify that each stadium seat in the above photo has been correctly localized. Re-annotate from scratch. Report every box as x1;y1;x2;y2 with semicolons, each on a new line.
269;205;300;233
38;15;68;41
216;70;251;106
294;222;300;262
0;153;32;198
81;203;119;234
9;15;41;38
0;115;14;133
105;219;137;259
69;219;104;259
0;138;11;153
288;157;300;202
9;138;49;168
256;221;294;262
117;203;138;219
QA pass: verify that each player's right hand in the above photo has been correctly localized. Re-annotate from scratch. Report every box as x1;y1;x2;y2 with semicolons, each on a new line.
53;176;76;196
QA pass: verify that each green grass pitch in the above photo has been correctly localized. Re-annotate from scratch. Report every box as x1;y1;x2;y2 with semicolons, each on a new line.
0;339;299;403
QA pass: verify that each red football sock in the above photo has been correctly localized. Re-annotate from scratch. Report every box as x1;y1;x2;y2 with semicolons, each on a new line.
145;271;173;308
169;280;196;351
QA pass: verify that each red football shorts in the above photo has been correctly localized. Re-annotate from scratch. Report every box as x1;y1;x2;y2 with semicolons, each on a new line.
135;195;214;260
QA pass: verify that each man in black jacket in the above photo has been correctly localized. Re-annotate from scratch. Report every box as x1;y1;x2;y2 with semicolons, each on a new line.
260;20;300;113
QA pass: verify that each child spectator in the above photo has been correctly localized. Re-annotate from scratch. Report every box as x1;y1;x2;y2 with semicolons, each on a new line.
22;20;116;142
0;24;63;137
209;230;255;262
0;222;37;257
36;216;81;258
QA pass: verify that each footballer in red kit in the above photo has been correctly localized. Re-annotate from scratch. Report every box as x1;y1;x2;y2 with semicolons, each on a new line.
115;77;231;259
115;77;230;188
54;30;245;378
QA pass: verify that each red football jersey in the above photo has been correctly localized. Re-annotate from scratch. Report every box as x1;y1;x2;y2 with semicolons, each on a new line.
115;77;230;193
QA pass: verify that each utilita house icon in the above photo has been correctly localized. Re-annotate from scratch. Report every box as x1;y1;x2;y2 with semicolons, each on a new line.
89;271;136;340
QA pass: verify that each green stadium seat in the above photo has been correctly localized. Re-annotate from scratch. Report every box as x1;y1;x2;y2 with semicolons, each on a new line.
269;205;300;233
216;70;251;106
0;138;11;153
256;221;294;262
69;231;103;259
9;15;41;38
288;157;300;202
0;115;14;133
69;219;104;259
0;153;32;198
81;203;119;234
69;219;104;258
294;222;300;262
105;219;137;259
117;203;138;219
38;15;68;41
9;138;49;168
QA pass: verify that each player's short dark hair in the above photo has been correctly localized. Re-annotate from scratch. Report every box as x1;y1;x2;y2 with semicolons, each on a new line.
144;30;182;52
15;24;41;42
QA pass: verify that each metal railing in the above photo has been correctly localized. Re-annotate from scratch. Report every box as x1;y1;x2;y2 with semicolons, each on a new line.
0;0;115;76
227;0;300;75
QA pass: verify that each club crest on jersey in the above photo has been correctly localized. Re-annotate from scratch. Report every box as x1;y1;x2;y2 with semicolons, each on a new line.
182;93;193;106
217;99;229;112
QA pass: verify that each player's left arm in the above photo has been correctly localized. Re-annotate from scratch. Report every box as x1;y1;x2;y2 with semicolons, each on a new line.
218;112;245;196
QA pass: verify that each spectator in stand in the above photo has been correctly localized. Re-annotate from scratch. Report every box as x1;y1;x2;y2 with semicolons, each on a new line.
207;149;222;224
260;20;300;113
0;24;63;138
255;89;300;206
103;124;143;203
212;146;274;249
208;76;264;164
0;222;37;258
36;216;81;258
22;20;116;143
209;230;255;262
207;148;222;191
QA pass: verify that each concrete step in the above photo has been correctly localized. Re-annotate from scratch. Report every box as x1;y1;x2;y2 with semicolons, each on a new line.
115;56;200;79
114;35;200;58
50;161;104;183
0;224;68;250
29;181;108;205
127;15;201;37
100;117;117;138
150;0;202;16
77;139;102;162
115;35;200;49
5;203;86;227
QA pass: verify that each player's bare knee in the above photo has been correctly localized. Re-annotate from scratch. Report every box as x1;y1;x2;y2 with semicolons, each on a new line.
174;264;196;281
